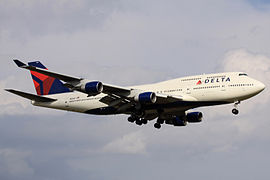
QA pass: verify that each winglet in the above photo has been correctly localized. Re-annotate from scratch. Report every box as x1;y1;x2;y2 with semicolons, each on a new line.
13;59;27;67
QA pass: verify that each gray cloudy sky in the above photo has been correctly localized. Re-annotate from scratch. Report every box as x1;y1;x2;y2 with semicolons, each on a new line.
1;0;270;179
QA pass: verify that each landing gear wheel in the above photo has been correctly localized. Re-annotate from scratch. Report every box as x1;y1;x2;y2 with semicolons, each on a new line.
232;108;239;115
141;119;148;124
154;123;161;129
128;116;135;123
157;118;164;124
136;120;143;126
232;101;240;115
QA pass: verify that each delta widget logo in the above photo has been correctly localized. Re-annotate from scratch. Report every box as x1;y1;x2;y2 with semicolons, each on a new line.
196;77;230;85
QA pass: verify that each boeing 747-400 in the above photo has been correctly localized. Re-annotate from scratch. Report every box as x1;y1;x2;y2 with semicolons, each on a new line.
6;60;265;129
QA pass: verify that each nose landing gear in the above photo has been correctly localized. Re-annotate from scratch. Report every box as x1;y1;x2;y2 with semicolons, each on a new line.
232;108;239;115
232;101;240;115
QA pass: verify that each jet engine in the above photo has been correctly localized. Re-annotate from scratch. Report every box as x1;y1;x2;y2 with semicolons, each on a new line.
172;116;187;126
186;112;203;123
80;81;103;95
165;116;187;126
134;92;157;103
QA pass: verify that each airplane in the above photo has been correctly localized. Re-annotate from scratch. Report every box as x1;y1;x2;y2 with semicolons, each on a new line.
6;60;265;129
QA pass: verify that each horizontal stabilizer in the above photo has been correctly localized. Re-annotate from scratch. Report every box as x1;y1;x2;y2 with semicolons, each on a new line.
5;89;57;102
14;59;27;67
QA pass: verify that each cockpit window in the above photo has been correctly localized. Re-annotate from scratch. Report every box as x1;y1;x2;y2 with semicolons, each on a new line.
239;73;248;76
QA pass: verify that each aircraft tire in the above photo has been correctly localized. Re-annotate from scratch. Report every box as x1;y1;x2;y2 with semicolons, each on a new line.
157;118;164;124
154;123;161;129
232;108;239;115
128;116;135;123
136;120;143;126
141;119;148;124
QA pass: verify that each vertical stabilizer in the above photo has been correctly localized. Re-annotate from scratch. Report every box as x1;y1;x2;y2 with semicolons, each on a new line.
28;61;70;95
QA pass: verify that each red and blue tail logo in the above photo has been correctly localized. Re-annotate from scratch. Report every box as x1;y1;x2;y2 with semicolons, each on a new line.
28;61;71;95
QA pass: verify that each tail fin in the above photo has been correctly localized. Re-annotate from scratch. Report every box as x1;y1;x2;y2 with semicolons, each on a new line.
28;61;71;95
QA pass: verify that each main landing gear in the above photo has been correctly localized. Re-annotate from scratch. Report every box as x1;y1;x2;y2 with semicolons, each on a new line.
154;118;164;129
128;115;164;129
128;115;148;126
232;101;240;115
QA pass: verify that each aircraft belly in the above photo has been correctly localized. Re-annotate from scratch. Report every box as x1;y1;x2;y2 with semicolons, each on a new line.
84;100;229;115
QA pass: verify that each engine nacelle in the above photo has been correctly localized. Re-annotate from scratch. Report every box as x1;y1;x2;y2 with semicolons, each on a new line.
172;116;187;126
134;92;157;104
81;81;103;95
186;112;203;123
165;116;187;126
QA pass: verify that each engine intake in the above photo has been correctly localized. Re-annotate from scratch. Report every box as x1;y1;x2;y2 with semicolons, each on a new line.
186;112;203;123
81;81;103;95
134;92;157;104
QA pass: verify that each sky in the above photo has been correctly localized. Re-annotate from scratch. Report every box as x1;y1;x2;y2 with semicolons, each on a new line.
1;0;270;179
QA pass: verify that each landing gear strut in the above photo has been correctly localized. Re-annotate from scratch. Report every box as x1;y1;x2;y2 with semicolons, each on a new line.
232;101;240;115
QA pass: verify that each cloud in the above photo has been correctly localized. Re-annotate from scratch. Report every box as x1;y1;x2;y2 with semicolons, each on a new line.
221;49;270;105
102;131;146;154
0;148;34;177
0;0;123;40
246;0;270;10
0;77;31;115
1;0;270;180
0;77;66;116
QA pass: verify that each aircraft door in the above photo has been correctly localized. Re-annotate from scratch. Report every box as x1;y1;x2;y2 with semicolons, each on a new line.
186;87;191;94
64;100;69;108
221;85;226;91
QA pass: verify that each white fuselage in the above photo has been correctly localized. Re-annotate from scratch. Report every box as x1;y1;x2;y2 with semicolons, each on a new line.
32;72;265;115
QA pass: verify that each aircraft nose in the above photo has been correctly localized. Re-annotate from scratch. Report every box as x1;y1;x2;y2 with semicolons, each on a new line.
257;81;266;92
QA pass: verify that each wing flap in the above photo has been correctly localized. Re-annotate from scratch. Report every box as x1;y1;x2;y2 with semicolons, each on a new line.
5;89;57;102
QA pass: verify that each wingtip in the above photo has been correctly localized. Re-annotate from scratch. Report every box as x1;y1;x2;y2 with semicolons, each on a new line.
5;89;14;92
13;59;26;67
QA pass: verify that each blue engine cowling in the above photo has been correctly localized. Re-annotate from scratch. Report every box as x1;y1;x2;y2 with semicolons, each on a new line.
81;81;103;95
134;92;157;103
186;112;203;123
172;116;187;126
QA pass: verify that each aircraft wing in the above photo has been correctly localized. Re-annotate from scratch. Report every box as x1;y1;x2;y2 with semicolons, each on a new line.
102;83;131;96
14;59;132;95
13;59;81;82
13;60;196;108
